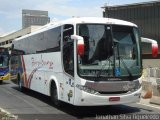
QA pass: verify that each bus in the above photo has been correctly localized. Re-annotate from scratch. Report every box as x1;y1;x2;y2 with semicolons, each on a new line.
0;47;10;84
10;17;158;106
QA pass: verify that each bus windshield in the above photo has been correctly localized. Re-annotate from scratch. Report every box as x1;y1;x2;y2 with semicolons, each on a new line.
77;24;141;78
0;48;9;67
0;55;8;67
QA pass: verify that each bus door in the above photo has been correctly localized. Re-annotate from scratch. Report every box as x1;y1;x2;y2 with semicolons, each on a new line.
62;24;75;104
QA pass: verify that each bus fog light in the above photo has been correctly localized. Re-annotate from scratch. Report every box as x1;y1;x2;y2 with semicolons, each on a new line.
76;84;97;94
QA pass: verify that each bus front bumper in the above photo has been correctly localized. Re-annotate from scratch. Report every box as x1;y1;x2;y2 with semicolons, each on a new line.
74;87;142;106
0;73;10;81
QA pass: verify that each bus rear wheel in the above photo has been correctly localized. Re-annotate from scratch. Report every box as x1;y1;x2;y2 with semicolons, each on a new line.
51;82;62;107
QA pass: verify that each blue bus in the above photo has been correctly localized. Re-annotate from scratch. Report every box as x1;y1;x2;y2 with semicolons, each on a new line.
0;47;9;84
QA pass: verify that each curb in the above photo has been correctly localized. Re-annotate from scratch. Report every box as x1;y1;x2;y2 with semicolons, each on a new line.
141;68;160;105
0;107;18;120
138;97;160;110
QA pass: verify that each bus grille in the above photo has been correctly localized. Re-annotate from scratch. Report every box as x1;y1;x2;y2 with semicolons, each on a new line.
85;79;141;94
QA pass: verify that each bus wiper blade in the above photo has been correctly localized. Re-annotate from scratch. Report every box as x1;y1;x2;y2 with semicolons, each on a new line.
113;39;133;78
118;56;133;78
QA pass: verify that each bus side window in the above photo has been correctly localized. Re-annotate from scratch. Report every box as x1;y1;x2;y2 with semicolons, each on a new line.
63;24;74;77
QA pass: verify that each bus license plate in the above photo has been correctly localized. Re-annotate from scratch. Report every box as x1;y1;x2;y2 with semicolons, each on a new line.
109;97;120;102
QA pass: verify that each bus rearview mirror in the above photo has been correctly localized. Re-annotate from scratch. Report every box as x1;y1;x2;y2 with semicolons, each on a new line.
152;43;158;58
77;39;85;56
141;37;158;58
71;35;85;57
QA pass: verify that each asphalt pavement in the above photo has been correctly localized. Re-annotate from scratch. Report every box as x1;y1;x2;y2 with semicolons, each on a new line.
0;80;160;120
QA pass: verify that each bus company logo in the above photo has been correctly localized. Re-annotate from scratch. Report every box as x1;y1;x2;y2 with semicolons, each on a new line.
31;57;53;69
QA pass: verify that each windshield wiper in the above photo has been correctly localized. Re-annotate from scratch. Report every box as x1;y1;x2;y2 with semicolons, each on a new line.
96;57;112;78
113;39;133;78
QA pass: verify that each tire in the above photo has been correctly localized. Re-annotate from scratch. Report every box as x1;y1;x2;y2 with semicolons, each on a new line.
51;82;62;107
0;80;3;84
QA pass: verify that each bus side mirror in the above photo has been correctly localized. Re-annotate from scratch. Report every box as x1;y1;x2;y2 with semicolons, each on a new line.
152;43;158;58
71;35;85;56
141;37;158;58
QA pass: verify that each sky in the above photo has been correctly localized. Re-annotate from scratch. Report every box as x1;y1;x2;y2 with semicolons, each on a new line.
0;0;156;36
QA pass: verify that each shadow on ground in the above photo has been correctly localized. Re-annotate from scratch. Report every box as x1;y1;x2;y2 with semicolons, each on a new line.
12;86;141;119
0;81;10;85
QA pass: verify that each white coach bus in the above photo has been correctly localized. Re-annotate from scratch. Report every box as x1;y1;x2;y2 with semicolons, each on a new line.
10;17;158;106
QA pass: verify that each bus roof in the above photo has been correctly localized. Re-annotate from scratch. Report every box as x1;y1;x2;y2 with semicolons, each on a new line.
62;17;137;27
14;17;137;41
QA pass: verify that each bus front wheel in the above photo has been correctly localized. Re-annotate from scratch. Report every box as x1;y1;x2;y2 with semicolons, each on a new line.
51;82;62;107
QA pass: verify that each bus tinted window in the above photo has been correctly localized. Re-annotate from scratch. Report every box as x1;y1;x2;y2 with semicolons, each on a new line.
13;26;61;54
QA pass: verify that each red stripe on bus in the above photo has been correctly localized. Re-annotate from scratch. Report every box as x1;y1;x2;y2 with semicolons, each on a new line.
28;67;39;88
21;56;39;88
21;56;28;88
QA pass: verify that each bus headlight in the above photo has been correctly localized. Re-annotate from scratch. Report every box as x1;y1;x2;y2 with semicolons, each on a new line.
76;84;97;94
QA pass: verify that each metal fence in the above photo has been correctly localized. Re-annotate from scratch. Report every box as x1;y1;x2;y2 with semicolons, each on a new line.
104;1;160;57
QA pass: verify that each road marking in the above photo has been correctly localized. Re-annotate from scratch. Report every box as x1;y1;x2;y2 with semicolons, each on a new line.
137;102;160;110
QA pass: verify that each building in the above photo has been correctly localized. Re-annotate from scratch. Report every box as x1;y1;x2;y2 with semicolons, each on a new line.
0;9;50;49
22;9;50;29
102;0;160;60
0;26;42;48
